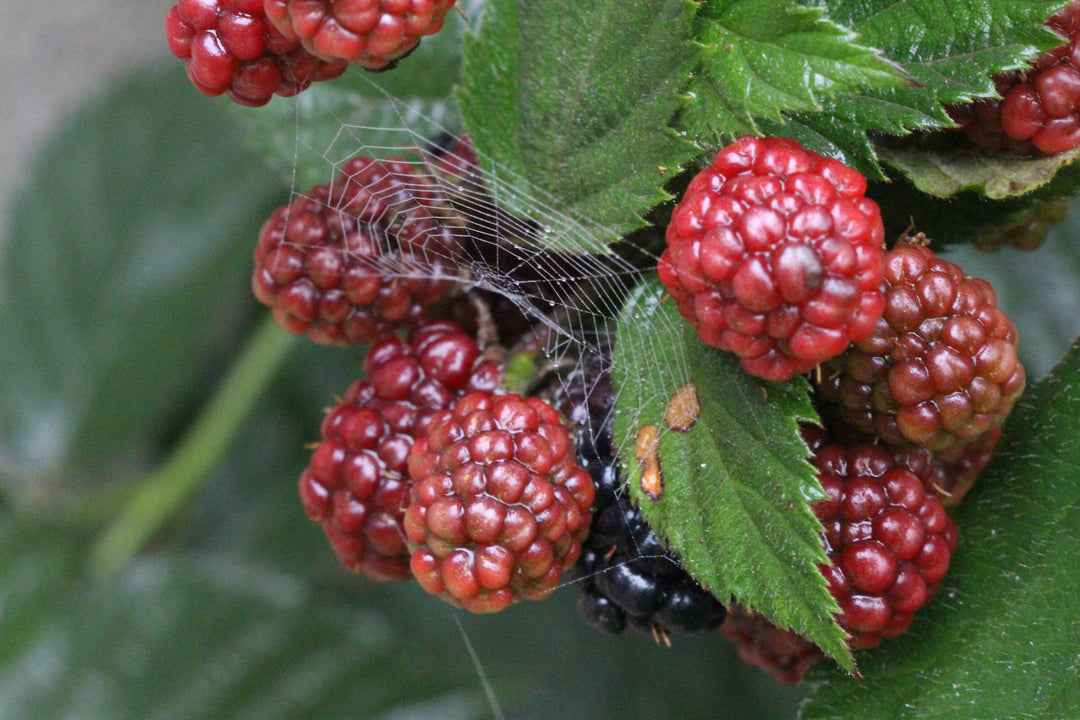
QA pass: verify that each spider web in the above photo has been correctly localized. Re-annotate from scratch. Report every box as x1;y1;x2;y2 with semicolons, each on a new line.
273;72;697;492
260;70;714;671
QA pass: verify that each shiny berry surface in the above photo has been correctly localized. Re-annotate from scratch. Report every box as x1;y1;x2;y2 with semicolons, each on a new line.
658;135;886;382
805;425;959;650
252;157;465;345
263;0;457;71
948;1;1080;155
404;391;595;613
298;321;501;580
164;0;346;106
819;241;1025;451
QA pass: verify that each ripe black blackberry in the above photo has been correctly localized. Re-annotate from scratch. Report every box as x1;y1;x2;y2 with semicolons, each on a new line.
553;357;727;638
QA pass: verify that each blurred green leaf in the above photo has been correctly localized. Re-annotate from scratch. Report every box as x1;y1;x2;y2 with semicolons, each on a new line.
0;63;283;486
457;0;701;250
868;158;1080;248
802;335;1080;718
877;141;1080;199
89;317;298;577
612;277;850;672
0;516;485;720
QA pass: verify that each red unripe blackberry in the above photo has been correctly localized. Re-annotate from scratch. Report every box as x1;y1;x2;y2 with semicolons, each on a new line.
719;602;825;684
933;425;1004;507
804;424;959;651
404;391;596;613
947;1;1080;155
263;0;457;71
721;425;962;681
658;136;886;382
298;321;502;580
252;156;465;345
164;0;347;106
819;240;1025;451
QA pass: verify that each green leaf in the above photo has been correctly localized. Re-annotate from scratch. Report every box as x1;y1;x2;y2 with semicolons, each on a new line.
230;0;485;190
801;336;1080;718
769;0;1068;178
682;0;909;140
868;162;1080;251
0;517;485;720
611;277;852;671
0;64;283;486
457;0;701;251
877;139;1080;199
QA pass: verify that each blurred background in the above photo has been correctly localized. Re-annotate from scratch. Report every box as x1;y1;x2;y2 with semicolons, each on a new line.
0;1;166;237
2;2;1079;719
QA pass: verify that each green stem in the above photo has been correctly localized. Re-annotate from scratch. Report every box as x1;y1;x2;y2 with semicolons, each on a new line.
89;315;297;577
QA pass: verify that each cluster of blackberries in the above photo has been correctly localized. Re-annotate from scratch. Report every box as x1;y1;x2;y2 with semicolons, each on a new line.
657;136;1024;461
639;136;1023;682
299;314;596;612
157;0;1049;694
249;130;1024;677
252;140;599;613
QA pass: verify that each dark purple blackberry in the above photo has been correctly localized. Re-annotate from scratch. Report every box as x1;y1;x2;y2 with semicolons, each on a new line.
553;356;727;639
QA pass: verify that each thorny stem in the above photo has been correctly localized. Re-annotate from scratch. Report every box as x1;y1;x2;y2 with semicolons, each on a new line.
89;315;297;578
